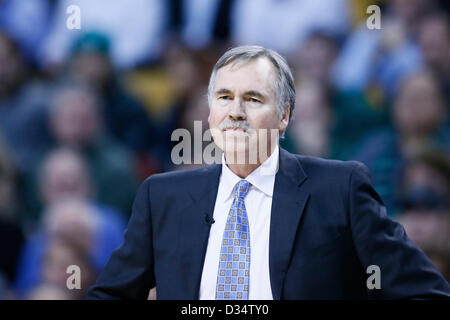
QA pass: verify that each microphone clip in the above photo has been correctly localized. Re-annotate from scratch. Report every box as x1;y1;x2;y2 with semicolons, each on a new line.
205;213;215;225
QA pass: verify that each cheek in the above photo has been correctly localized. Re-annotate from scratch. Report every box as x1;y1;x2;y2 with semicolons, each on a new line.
249;110;281;129
208;106;226;128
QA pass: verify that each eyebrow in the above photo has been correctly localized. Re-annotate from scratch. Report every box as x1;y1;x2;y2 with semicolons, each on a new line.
215;88;266;100
244;90;265;100
215;88;233;96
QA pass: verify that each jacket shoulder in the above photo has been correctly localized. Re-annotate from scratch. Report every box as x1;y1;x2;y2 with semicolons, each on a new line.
142;164;221;191
293;154;372;185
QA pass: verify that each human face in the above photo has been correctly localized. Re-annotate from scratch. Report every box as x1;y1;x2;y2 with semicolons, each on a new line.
51;90;100;147
394;74;443;136
208;58;289;163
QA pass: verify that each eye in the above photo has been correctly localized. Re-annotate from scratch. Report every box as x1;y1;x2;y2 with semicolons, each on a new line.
247;97;261;103
218;95;232;101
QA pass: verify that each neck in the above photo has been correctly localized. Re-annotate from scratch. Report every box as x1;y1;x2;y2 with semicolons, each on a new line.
226;161;261;179
224;144;277;178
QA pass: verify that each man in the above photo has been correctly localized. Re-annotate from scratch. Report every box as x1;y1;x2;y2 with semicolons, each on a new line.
87;46;450;299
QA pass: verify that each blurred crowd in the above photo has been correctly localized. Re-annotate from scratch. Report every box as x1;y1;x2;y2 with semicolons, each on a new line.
0;0;449;299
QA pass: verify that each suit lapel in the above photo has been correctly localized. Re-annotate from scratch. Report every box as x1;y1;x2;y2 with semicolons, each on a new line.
178;164;222;299
269;148;309;300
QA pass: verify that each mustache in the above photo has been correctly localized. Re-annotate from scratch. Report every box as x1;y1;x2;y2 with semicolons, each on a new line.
219;119;252;131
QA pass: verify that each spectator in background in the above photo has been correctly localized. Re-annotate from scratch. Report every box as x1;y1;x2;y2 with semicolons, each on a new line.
397;202;450;280
353;71;450;214
27;283;72;300
41;149;126;261
232;0;349;55
14;197;118;299
293;32;340;88
425;248;450;282
0;136;17;219
23;147;127;241
39;0;167;70
0;136;24;299
395;151;450;280
179;86;210;135
0;31;51;174
174;85;215;171
64;32;162;179
164;40;202;110
332;0;440;96
46;83;138;216
171;0;237;50
391;72;449;156
0;0;52;65
282;33;338;156
286;32;386;160
0;32;26;99
418;12;450;104
66;33;157;154
284;80;333;158
38;236;97;299
148;40;205;171
397;150;450;205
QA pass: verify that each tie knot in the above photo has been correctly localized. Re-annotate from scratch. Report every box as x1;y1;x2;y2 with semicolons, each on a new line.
234;180;251;199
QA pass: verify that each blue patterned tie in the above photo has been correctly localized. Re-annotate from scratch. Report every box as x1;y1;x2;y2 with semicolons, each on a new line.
216;180;251;300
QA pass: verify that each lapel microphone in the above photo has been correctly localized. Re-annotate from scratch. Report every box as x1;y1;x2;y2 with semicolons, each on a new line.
205;213;215;225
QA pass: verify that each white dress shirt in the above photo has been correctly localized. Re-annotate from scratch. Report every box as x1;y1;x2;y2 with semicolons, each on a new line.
199;146;279;300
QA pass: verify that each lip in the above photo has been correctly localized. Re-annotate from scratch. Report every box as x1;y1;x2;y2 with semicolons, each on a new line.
223;127;246;132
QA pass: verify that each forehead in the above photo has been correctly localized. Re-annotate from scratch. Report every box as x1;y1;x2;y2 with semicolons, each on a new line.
214;57;277;96
401;75;438;97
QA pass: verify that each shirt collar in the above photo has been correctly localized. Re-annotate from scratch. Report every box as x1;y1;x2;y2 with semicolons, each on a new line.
220;145;279;200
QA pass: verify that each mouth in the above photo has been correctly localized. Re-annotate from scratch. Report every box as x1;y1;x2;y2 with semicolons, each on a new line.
223;127;247;132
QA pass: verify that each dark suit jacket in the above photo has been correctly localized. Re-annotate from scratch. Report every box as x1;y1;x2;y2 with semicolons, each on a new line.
87;148;450;299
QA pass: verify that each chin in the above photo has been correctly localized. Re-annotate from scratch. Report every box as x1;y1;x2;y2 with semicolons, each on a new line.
212;130;262;164
224;142;262;166
223;138;248;153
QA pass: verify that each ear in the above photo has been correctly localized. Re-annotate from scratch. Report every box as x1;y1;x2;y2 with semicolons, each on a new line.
279;103;290;132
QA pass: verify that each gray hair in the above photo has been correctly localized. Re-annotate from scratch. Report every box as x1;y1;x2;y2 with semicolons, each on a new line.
207;45;296;133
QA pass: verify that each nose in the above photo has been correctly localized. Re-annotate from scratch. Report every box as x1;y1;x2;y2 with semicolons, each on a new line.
228;98;246;120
